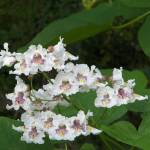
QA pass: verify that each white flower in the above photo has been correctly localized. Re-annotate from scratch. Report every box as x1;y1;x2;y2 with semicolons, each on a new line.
47;38;78;70
31;83;53;101
63;64;104;90
0;43;16;68
95;68;148;108
74;64;94;86
69;111;89;136
49;117;75;141
38;111;56;132
86;126;102;135
24;44;53;74
95;86;117;108
90;66;105;89
10;53;31;75
11;44;55;75
4;42;8;51
114;79;148;105
2;39;77;75
48;110;101;141
6;77;31;110
13;112;45;144
69;111;101;137
52;72;79;96
64;51;78;61
52;37;66;57
13;110;101;143
63;62;75;73
21;126;45;144
112;67;124;85
41;53;54;72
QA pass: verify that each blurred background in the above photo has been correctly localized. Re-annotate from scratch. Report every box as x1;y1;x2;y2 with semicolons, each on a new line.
1;0;150;116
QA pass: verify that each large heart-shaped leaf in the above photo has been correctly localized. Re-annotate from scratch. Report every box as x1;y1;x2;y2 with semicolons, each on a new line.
18;2;117;52
139;16;150;57
0;117;54;150
102;112;150;150
17;1;149;52
102;121;139;147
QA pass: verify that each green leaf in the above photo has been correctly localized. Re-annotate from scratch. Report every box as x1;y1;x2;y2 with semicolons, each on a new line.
102;112;150;150
115;0;150;19
80;143;95;150
120;0;150;8
138;112;150;135
18;2;117;52
138;16;150;57
136;112;150;149
0;117;54;150
17;0;149;53
101;121;139;147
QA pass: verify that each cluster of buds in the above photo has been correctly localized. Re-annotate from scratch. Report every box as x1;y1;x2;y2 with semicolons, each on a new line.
0;38;148;144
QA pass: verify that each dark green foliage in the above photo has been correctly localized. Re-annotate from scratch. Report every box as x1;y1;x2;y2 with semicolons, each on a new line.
0;0;150;149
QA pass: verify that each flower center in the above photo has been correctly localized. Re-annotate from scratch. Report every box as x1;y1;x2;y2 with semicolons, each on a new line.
72;119;85;131
44;118;53;129
77;73;87;84
15;92;25;104
101;95;110;106
118;88;127;99
29;127;38;139
56;125;67;136
60;81;72;91
103;94;109;99
32;53;44;64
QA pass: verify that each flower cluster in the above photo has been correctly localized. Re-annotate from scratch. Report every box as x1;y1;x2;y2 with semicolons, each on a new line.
0;38;148;144
95;68;148;108
13;111;101;144
1;38;78;75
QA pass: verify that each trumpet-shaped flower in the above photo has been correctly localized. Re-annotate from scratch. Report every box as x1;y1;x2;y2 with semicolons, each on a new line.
6;77;31;110
52;72;79;96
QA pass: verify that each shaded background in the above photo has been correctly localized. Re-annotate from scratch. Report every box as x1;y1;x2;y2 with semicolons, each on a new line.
0;0;150;116
1;0;150;69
